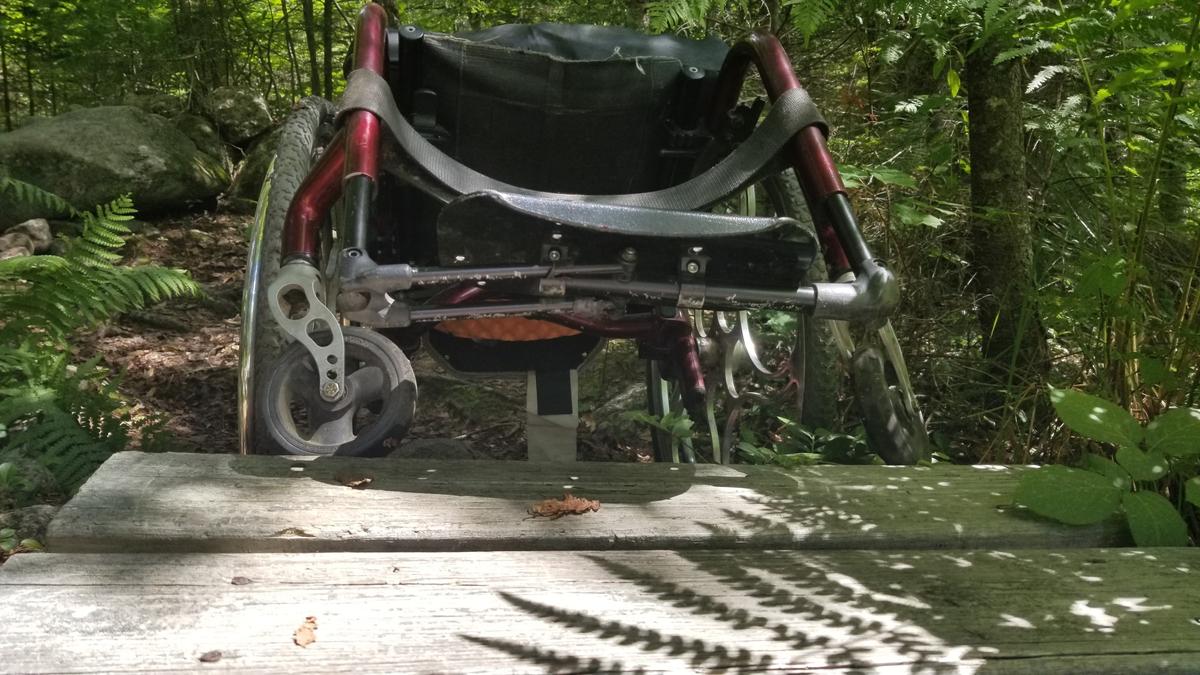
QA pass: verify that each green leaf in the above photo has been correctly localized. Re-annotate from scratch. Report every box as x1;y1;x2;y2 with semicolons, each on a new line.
946;68;961;97
18;538;43;550
1077;256;1126;297
1186;477;1200;508
1049;387;1142;447
1082;453;1131;492
1014;465;1123;525
1145;408;1200;457
1122;491;1189;547
868;167;917;188
1114;446;1168;481
1137;357;1176;388
0;528;14;539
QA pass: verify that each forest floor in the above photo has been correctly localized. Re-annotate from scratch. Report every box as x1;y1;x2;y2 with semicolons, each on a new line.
74;210;652;461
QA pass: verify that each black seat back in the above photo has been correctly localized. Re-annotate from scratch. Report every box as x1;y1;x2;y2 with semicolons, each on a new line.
402;25;727;194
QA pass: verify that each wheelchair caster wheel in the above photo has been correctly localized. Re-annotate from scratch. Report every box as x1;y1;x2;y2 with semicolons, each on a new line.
257;326;417;456
851;345;930;465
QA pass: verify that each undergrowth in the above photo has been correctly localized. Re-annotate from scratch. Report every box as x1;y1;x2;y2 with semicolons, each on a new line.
0;179;199;507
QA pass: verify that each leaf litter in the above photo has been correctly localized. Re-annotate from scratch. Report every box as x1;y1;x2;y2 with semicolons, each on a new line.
526;493;601;520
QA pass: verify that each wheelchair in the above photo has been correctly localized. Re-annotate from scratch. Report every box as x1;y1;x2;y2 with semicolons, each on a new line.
238;3;929;464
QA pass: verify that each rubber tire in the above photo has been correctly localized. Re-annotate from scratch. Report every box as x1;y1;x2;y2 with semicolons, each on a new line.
244;96;335;454
764;173;841;431
644;172;840;463
851;346;930;465
646;360;695;463
258;327;417;456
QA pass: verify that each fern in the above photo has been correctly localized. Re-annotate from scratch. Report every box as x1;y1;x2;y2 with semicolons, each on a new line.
0;192;196;499
1027;64;1072;93
994;39;1056;64
784;0;837;43
645;0;714;33
0;196;199;341
0;176;77;219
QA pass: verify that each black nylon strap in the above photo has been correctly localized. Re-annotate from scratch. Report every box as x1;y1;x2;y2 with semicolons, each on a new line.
337;68;828;210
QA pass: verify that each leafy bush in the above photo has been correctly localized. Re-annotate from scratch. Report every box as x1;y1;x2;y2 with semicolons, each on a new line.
0;180;199;502
1014;387;1200;546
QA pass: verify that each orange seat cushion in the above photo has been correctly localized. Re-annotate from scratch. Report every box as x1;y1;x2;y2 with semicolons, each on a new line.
434;317;580;341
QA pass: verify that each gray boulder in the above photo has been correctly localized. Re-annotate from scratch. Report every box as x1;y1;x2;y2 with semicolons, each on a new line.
228;125;282;203
0;106;230;227
175;113;232;170
0;231;34;260
0;505;59;544
122;91;184;117
204;87;273;145
5;218;53;253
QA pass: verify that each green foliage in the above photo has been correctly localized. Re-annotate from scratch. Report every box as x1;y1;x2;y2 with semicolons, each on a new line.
0;527;43;560
0;194;197;501
0;177;76;219
1014;388;1197;546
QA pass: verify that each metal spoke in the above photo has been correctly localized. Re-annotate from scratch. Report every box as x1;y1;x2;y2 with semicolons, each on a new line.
307;407;357;446
347;366;386;407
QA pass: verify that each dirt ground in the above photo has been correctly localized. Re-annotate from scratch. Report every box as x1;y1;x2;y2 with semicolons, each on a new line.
75;211;651;461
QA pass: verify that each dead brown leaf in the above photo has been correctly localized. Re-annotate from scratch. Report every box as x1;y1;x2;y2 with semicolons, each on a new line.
293;616;318;647
335;471;374;489
198;650;222;663
526;492;601;520
230;576;252;586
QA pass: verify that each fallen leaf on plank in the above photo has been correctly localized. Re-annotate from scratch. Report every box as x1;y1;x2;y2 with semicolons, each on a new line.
293;616;318;647
198;650;222;663
527;492;601;520
335;471;374;489
230;576;252;585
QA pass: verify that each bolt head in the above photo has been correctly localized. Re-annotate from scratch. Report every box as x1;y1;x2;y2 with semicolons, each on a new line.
620;247;637;263
547;249;562;262
685;261;701;274
321;381;341;399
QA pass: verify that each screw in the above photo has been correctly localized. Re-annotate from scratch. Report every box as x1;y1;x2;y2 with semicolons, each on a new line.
620;247;637;263
547;248;562;262
685;260;701;274
321;381;341;399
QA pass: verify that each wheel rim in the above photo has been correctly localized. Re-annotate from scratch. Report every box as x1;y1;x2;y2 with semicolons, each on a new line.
261;327;415;456
237;159;276;455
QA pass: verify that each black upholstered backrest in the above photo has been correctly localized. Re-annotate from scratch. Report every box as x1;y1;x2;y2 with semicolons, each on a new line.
409;25;727;194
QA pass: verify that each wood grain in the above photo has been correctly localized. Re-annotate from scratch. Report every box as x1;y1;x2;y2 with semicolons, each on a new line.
45;452;1127;553
1;548;1196;673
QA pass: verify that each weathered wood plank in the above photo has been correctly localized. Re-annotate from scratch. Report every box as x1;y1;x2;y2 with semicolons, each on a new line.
46;452;1126;553
1;548;1196;673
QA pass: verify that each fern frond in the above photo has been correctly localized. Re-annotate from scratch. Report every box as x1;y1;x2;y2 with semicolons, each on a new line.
1027;64;1072;93
784;0;838;42
646;0;713;32
0;176;77;219
994;40;1055;64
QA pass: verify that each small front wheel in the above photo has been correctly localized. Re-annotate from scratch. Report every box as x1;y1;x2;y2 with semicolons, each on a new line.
258;326;417;456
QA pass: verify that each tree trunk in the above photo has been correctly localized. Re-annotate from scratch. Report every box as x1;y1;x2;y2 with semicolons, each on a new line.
23;39;34;117
1;36;12;131
300;0;321;97
280;0;301;98
964;41;1049;382
322;0;333;98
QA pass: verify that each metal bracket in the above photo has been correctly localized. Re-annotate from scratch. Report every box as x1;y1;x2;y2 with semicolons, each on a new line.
678;254;709;309
267;261;347;402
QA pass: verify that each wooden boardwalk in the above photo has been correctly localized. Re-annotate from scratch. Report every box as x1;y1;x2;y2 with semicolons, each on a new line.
2;451;1197;673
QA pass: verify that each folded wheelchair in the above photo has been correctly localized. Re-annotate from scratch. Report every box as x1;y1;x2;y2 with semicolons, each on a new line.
238;3;929;464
